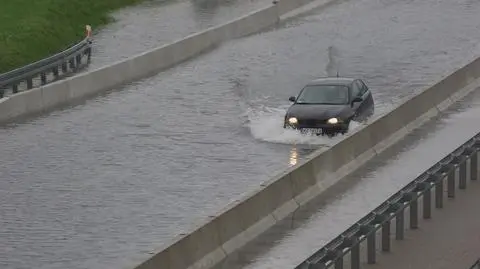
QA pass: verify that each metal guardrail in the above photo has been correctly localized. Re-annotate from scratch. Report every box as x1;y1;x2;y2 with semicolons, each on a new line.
470;259;480;269
295;132;480;269
0;25;93;99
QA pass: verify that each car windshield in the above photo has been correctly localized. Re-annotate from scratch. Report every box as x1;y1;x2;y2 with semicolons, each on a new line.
296;84;349;105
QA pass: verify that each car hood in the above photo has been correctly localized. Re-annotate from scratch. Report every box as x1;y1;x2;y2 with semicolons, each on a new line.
286;104;352;119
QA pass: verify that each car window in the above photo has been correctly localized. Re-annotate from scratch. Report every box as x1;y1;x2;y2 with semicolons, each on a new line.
357;80;368;95
351;81;361;97
296;85;349;105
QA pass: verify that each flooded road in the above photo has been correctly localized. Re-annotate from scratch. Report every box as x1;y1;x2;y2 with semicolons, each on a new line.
2;0;480;268
89;0;272;68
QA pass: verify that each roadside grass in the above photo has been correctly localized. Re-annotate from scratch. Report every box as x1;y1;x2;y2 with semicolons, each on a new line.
0;0;146;73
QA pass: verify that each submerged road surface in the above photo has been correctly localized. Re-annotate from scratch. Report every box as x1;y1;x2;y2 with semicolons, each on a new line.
2;0;480;269
89;0;272;69
216;86;480;269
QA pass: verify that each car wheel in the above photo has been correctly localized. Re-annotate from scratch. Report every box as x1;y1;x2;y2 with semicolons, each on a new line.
346;120;351;131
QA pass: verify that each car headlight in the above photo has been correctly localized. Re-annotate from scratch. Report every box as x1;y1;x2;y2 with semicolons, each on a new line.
327;118;339;124
288;117;298;124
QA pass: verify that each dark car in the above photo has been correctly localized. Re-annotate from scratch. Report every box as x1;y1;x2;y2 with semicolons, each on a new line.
284;77;374;136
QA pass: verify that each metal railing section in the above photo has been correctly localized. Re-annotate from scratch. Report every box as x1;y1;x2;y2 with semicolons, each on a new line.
0;25;93;99
295;132;480;269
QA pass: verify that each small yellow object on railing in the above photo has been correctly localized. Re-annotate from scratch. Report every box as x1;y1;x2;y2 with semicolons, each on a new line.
85;25;92;39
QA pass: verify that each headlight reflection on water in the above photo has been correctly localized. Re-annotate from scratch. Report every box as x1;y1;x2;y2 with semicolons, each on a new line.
289;146;298;166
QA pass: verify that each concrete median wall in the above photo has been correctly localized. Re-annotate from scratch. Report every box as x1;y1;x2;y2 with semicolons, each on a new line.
126;56;480;269
0;0;333;124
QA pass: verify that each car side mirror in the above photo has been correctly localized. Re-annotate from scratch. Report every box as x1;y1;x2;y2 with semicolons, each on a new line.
351;97;362;106
289;96;296;102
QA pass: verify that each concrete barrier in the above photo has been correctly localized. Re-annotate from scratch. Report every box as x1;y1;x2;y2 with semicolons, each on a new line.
0;0;335;124
126;56;480;269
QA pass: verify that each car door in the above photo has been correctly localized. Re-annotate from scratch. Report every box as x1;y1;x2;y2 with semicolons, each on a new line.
350;80;366;120
357;79;374;117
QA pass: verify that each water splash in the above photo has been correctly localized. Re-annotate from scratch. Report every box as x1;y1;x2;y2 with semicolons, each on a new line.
245;104;362;145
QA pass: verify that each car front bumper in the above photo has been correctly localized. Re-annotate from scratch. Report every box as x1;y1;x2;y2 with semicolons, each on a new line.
284;122;348;135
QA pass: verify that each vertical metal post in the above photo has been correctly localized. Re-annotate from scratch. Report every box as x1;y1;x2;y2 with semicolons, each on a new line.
27;78;33;89
410;195;418;229
382;220;390;251
335;252;344;269
459;156;467;189
52;66;59;78
447;165;456;198
435;174;444;208
350;238;360;269
423;185;432;219
69;58;75;69
472;150;479;181
12;85;18;94
0;88;4;98
395;208;404;240
477;149;480;180
76;54;82;67
40;72;47;85
87;47;92;62
367;231;376;264
62;62;68;73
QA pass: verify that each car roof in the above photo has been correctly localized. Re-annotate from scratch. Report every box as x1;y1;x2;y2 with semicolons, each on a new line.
306;77;356;86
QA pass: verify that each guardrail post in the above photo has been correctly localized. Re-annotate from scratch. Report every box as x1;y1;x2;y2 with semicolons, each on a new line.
395;206;404;240
358;225;377;264
350;237;360;269
422;182;432;219
459;155;467;189
0;88;4;98
76;54;82;67
334;250;343;269
447;164;456;198
27;78;33;89
367;230;376;264
408;193;418;229
87;47;92;62
433;173;444;208
69;58;76;70
358;225;376;264
12;85;18;94
62;62;68;73
40;72;47;85
52;67;59;79
381;219;390;252
335;259;343;269
472;144;480;180
465;149;473;182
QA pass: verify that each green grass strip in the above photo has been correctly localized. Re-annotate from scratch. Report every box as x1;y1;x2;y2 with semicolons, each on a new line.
0;0;145;73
